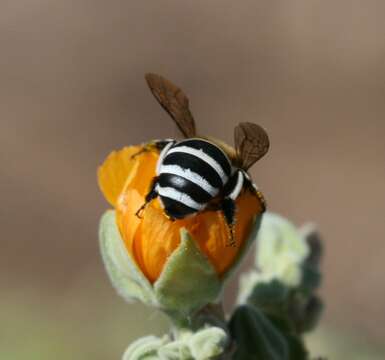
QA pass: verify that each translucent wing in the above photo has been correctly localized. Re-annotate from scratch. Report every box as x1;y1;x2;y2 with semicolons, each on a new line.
145;73;196;138
234;122;270;170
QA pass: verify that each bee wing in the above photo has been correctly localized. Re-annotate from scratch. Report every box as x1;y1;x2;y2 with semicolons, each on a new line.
234;122;270;170
145;73;197;138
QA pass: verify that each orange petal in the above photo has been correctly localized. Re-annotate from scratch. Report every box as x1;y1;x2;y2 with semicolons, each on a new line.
190;191;263;276
98;146;159;206
97;146;142;206
132;200;194;282
125;190;263;282
116;189;144;255
123;151;158;198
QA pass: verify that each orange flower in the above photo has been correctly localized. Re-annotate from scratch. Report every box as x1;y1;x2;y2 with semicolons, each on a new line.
98;145;264;283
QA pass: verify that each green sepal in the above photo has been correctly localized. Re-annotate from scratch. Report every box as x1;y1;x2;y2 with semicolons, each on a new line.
154;229;222;315
99;211;225;316
99;210;156;305
229;305;289;360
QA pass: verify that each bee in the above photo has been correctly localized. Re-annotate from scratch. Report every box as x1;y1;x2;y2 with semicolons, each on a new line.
135;73;269;246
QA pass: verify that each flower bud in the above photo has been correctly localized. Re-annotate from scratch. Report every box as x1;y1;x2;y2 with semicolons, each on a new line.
98;146;264;315
122;327;228;360
122;335;169;360
187;327;228;360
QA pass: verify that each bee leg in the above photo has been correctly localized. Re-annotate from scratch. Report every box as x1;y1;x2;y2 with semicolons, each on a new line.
131;139;175;158
135;177;159;218
221;197;237;247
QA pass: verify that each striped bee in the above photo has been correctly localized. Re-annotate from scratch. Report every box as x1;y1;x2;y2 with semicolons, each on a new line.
135;73;269;246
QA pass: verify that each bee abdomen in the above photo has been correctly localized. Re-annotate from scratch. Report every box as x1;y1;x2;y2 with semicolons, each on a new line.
156;138;232;219
163;139;231;187
176;139;232;177
158;173;212;204
156;194;198;219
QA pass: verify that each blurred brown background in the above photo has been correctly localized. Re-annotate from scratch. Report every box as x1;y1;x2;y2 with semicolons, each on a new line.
1;1;384;359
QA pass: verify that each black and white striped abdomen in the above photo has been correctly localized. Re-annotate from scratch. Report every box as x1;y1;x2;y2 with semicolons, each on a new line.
156;139;232;219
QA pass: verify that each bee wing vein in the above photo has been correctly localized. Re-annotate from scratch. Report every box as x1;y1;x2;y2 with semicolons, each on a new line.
234;122;269;170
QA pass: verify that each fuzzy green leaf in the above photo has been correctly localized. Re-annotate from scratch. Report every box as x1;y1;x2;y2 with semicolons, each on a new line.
300;263;322;294
247;279;289;310
256;213;310;288
229;305;289;360
266;314;308;360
